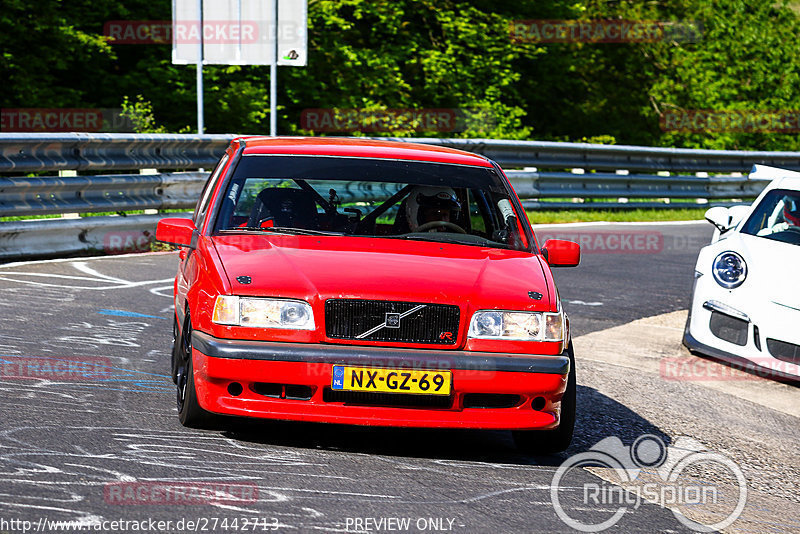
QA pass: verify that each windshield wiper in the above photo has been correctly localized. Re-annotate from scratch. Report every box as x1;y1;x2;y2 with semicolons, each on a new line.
394;233;498;247
221;227;342;236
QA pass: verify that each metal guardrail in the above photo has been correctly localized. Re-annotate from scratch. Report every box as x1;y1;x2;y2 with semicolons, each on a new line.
414;138;800;173
510;171;770;210
0;133;232;173
1;172;206;218
1;133;797;260
4;134;800;174
0;213;191;260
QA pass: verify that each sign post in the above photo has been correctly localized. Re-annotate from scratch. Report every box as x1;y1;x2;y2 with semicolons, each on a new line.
270;0;278;136
172;0;307;135
195;0;204;133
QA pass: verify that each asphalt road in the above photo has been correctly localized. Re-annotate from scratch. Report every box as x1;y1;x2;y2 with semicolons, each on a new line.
0;222;796;533
538;222;714;336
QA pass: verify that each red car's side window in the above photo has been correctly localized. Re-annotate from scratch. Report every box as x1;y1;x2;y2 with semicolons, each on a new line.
193;153;230;231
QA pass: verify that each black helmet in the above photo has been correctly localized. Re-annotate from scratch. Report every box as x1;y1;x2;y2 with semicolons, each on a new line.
405;186;461;230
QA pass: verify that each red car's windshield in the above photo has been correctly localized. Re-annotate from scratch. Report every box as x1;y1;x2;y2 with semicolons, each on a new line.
211;155;531;251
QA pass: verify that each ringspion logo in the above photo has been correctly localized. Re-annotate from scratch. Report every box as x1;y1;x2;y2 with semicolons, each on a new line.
551;434;746;532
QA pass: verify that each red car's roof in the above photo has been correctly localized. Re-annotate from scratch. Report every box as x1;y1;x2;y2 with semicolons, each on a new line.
235;136;493;167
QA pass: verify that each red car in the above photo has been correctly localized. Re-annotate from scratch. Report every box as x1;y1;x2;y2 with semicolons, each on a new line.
157;137;580;454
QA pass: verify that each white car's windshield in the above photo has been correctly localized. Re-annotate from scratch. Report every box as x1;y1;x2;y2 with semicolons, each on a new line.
741;188;800;246
211;155;531;251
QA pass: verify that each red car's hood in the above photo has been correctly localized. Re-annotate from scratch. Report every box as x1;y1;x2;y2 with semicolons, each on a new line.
211;234;553;312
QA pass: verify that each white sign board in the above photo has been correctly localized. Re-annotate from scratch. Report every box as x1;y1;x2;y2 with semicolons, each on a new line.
172;0;307;66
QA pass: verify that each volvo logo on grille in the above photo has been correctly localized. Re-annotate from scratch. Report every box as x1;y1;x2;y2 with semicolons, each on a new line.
385;313;401;328
355;305;427;339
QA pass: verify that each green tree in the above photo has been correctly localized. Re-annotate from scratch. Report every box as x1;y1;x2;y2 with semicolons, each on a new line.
3;0;800;150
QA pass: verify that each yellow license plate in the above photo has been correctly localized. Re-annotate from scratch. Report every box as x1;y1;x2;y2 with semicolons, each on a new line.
331;366;451;395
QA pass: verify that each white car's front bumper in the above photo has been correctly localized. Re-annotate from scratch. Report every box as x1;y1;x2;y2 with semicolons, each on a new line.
684;272;800;380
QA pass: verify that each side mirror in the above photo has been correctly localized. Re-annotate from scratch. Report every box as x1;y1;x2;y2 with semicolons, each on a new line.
704;206;747;233
704;206;730;232
542;239;580;267
156;218;197;248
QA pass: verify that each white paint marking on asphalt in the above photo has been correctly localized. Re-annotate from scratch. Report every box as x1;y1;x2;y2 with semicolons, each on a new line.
0;272;110;282
0;261;171;291
62;463;137;482
254;486;399;499
0;500;92;514
564;300;604;306
460;485;552;503
0;250;176;269
0;273;173;291
150;285;174;298
71;262;129;284
302;507;324;518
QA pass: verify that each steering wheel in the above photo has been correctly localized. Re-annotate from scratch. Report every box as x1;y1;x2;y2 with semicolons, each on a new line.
414;220;467;234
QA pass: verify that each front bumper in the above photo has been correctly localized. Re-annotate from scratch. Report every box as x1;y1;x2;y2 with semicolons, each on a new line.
683;329;800;382
684;283;800;381
191;331;571;429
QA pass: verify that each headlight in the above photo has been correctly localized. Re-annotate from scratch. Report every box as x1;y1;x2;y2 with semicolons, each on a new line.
468;310;563;341
712;251;747;289
212;296;315;330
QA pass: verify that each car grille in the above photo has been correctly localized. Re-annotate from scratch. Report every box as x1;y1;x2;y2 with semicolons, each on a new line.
709;311;748;346
767;338;800;364
325;299;459;345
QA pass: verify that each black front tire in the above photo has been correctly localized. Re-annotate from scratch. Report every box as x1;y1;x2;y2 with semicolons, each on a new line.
176;313;218;429
513;341;576;455
171;317;181;384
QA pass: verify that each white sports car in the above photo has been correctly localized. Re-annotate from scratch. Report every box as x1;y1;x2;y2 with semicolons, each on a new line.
684;165;800;382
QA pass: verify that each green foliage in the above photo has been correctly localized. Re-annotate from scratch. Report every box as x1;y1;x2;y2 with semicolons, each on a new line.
2;0;800;150
120;95;167;133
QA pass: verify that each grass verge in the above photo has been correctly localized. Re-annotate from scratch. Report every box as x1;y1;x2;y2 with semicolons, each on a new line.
526;208;707;224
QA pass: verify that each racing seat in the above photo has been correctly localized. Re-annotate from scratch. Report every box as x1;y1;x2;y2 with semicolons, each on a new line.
247;187;320;229
391;198;413;234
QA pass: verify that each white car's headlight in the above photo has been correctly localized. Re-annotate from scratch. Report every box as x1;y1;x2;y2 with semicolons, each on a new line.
212;296;315;330
468;310;564;341
712;251;747;289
